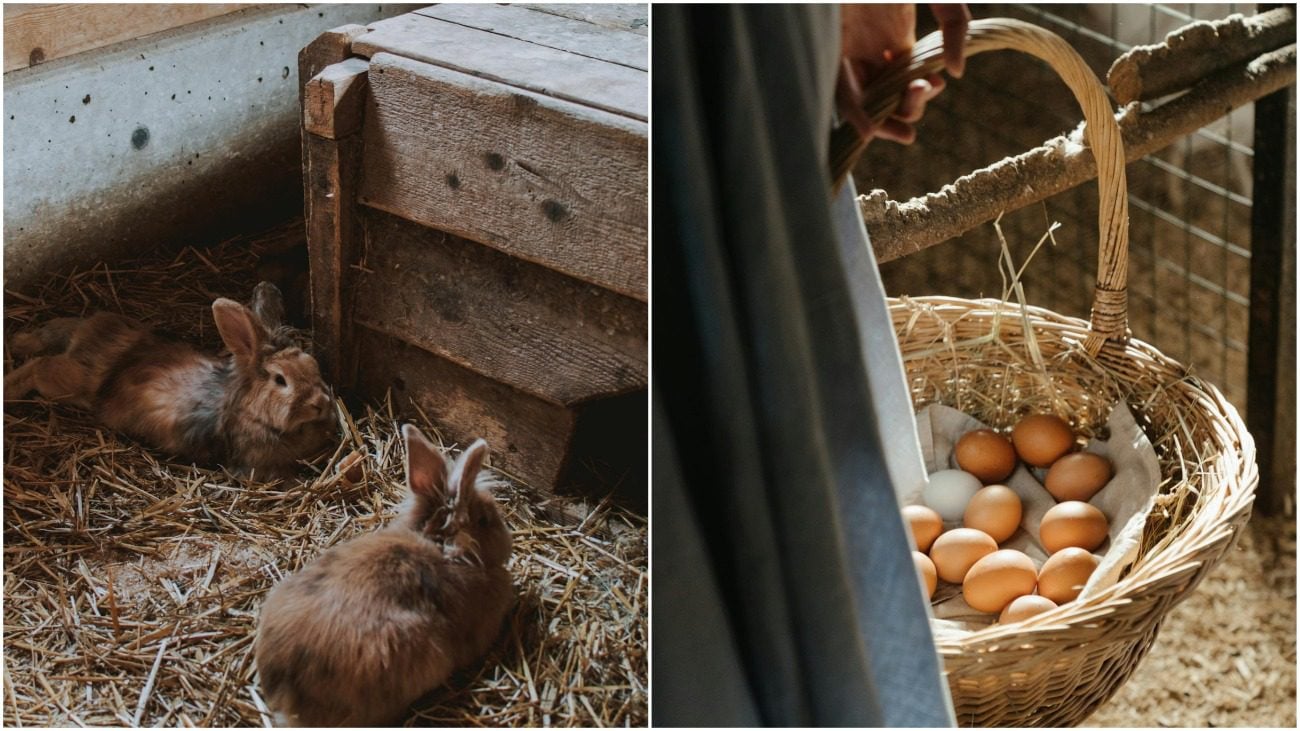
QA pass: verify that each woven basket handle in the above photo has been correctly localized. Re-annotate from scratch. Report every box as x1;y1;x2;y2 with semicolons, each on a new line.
831;18;1129;353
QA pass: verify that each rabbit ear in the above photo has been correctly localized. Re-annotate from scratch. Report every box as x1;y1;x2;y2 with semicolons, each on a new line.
403;424;449;502
450;439;488;512
250;281;286;330
212;298;264;366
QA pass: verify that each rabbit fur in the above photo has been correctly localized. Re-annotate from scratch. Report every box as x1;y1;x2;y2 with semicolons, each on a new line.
254;425;514;726
4;281;337;478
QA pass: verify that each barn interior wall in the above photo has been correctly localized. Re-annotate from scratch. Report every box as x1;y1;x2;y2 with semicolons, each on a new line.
2;3;402;292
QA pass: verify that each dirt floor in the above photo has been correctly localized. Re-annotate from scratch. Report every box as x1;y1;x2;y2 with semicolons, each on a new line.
3;224;647;726
1086;511;1295;727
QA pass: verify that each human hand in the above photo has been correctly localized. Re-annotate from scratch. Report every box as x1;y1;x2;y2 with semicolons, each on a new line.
837;4;971;146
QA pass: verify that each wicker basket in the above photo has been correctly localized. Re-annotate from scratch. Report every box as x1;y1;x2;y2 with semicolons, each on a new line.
838;19;1260;726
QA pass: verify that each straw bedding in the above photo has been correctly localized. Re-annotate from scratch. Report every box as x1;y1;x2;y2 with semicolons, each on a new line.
1086;512;1295;727
3;222;647;727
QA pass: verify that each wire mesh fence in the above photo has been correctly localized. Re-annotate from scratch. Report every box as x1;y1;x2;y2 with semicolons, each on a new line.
863;3;1258;412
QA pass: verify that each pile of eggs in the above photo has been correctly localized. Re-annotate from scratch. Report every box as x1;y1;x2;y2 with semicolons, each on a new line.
905;414;1115;623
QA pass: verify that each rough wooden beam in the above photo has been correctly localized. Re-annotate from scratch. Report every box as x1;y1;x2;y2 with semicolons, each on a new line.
1108;7;1295;104
297;24;370;386
353;12;646;120
413;4;648;70
359;52;648;300
302;57;369;386
351;325;579;491
296;23;370;99
303;57;369;139
353;211;647;407
861;45;1297;264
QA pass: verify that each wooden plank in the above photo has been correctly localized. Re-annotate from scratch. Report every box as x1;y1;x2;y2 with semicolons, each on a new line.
304;133;362;386
296;23;370;99
517;4;649;37
353;12;646;120
1247;82;1296;516
351;325;577;491
304;57;369;140
299;25;371;386
4;4;253;73
353;210;647;406
414;4;647;70
360;53;647;301
303;123;365;386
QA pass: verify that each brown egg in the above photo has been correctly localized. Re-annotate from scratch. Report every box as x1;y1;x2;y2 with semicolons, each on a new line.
1037;547;1100;603
929;528;997;583
1044;452;1113;502
954;429;1017;484
963;485;1023;543
913;551;938;599
962;549;1038;613
999;594;1058;624
1011;414;1075;467
1039;501;1109;553
902;504;944;552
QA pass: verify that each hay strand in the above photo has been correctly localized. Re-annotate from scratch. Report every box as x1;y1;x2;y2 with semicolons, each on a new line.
4;221;646;726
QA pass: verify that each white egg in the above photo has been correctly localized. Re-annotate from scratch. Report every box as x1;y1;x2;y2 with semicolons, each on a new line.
923;469;983;522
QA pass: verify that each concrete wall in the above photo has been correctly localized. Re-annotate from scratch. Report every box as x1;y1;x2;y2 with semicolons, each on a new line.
4;3;401;293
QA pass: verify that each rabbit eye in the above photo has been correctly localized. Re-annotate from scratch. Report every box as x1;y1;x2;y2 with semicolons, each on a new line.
274;373;287;387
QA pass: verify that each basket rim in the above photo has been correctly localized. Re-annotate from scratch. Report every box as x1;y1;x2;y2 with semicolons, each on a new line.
889;295;1259;653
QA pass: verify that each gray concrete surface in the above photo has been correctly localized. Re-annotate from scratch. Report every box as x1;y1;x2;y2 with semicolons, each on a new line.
4;3;402;293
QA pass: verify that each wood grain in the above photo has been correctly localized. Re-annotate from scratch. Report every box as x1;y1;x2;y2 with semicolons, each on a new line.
351;325;577;491
4;4;252;73
303;57;369;140
414;4;647;70
353;210;646;406
359;53;647;300
303;132;363;386
517;4;649;37
296;23;370;99
299;24;371;386
352;12;646;120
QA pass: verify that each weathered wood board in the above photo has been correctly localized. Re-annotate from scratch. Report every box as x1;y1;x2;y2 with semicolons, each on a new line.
296;23;371;101
303;57;369;140
4;3;251;72
303;7;647;494
359;53;648;300
351;325;577;489
352;11;646;120
353;210;647;406
304;132;362;386
414;4;648;71
301;49;369;385
517;4;649;36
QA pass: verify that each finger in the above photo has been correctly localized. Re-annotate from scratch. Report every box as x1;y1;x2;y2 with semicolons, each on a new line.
835;57;877;141
875;118;917;145
893;79;933;123
930;3;972;78
924;72;946;100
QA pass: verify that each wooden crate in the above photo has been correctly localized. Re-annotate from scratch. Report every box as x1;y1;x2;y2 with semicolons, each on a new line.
300;5;647;493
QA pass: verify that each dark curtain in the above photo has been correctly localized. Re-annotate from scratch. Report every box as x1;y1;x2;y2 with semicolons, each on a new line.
651;4;954;727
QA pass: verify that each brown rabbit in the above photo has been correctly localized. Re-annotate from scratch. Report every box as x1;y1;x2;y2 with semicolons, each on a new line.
4;282;338;478
254;425;514;727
